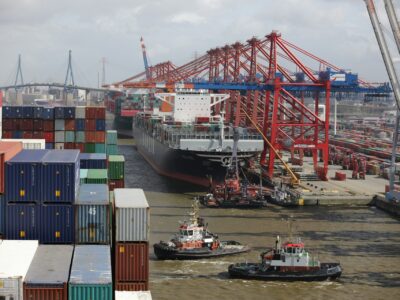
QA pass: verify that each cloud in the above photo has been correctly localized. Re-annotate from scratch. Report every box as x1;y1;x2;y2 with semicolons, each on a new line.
170;12;205;24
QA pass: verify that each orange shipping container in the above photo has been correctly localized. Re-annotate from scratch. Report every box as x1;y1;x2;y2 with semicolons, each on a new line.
64;119;76;131
115;242;149;282
94;131;105;143
0;141;23;193
85;131;97;143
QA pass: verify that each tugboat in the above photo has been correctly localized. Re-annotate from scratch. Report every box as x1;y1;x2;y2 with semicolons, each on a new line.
153;201;250;260
228;220;342;281
198;128;270;208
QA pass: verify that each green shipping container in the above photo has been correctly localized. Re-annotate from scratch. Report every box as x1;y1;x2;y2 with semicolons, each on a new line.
95;143;106;154
108;155;124;180
65;131;75;143
80;169;88;184
85;143;96;153
106;144;118;155
75;131;85;143
86;169;108;184
106;130;118;145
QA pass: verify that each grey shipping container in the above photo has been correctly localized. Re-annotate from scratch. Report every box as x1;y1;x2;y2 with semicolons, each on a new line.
24;245;74;300
55;131;65;143
55;119;65;131
42;150;80;203
68;245;112;300
114;189;149;242
75;184;110;244
0;195;4;236
0;240;39;300
75;106;86;119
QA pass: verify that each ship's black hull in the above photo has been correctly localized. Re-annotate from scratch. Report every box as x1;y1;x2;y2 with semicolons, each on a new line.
228;263;342;281
154;241;250;260
197;195;267;208
133;125;256;186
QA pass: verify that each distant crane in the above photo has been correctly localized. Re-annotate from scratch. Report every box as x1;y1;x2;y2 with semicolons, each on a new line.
140;37;151;80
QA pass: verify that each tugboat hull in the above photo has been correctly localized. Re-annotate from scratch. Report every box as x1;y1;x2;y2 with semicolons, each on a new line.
228;263;342;281
198;195;267;209
154;241;250;260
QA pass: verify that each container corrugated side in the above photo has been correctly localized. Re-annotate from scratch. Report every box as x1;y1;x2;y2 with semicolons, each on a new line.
75;204;110;244
40;204;74;243
24;285;68;300
0;195;4;236
86;169;108;184
0;240;39;299
115;282;148;292
75;106;86;119
106;144;118;155
115;291;152;300
79;153;107;169
106;130;118;145
5;202;39;240
42;150;80;203
0;141;23;194
114;189;149;242
68;284;113;300
108;155;124;180
115;242;149;282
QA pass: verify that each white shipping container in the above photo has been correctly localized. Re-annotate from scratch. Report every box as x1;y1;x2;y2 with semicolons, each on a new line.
75;106;86;119
55;143;64;150
0;240;39;300
115;291;152;300
0;139;45;149
114;189;150;242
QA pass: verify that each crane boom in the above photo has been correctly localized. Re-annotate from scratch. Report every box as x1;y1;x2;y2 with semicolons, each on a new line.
140;37;151;80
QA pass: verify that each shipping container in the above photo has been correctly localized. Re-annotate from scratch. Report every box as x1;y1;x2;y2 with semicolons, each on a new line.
75;184;110;244
65;119;76;131
114;189;149;242
114;282;148;292
85;119;96;131
84;143;95;153
95;107;106;119
0;195;4;236
95;119;106;131
55;131;65;143
42;107;55;120
106;144;118;155
79;153;107;169
21;119;33;130
95;143;106;153
44;132;55;143
68;245;113;300
1;139;45;150
2;119;14;130
2;106;14;118
115;242;149;282
33;106;43;119
75;106;86;119
15;107;23;118
55;143;65;150
13;130;23;138
5;150;49;202
24;245;74;300
46;143;54;149
64;142;76;150
54;107;65;119
85;131;97;143
55;119;65;131
108;179;125;191
75;131;85;143
0;141;23;194
32;131;44;139
108;155;125;180
64;107;75;119
65;131;75;143
85;107;97;119
42;150;80;203
115;291;152;300
75;143;85;153
94;131;106;143
22;106;34;118
80;169;88;184
2;131;12;138
6;202;39;240
75;119;85;131
40;204;74;244
33;119;44;131
23;131;33;139
86;169;108;184
106;130;118;145
43;120;55;131
0;240;38;300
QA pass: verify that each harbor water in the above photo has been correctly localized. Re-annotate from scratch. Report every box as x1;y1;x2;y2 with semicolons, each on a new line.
120;144;400;300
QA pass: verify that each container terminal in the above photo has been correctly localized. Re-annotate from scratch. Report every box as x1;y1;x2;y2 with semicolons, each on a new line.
1;0;400;299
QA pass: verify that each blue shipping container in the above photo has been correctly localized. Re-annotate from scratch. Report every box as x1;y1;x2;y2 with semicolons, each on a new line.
33;106;44;119
40;204;74;244
95;119;106;131
42;107;55;120
45;143;54;149
54;107;65;119
5;150;49;202
75;119;85;131
12;130;23;138
15;106;23;118
75;184;110;244
79;153;107;169
2;106;13;118
0;195;4;236
64;107;75;119
5;202;39;240
23;106;34;118
42;150;80;203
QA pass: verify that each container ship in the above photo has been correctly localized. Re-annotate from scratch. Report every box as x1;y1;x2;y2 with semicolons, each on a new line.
132;90;264;186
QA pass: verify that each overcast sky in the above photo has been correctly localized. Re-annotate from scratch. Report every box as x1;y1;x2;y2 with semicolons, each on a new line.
0;0;398;87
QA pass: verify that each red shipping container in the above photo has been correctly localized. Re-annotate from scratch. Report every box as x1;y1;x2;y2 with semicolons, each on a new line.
33;119;44;131
115;282;148;291
64;142;76;149
75;143;85;153
0;141;23;193
85;107;97;119
21;119;34;131
14;119;23;130
85;131;97;143
64;119;75;131
43;132;54;143
32;131;44;139
2;131;12;138
43;120;54;132
2;119;14;131
23;284;68;300
95;107;106;119
115;242;149;282
23;131;33;139
109;179;125;191
94;131;106;143
85;119;96;131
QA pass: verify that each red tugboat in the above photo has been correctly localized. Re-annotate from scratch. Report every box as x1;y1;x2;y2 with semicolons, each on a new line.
153;201;250;260
228;220;342;281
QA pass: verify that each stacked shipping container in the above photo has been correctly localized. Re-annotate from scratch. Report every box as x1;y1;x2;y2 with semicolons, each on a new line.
114;189;150;291
106;130;118;155
2;106;107;153
108;155;125;191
